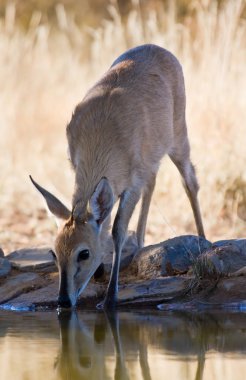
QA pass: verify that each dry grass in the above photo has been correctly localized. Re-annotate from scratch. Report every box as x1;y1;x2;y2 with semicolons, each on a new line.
0;0;245;253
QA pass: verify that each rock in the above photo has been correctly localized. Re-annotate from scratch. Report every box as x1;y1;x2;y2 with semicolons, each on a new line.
212;239;246;253
0;248;4;258
0;257;11;278
0;281;59;311
131;243;163;279
206;277;246;304
0;272;44;304
1;275;105;311
1;235;245;311
6;247;56;272
118;276;190;305
133;235;212;279
102;232;138;274
157;299;246;312
157;275;246;311
197;244;246;275
229;266;246;277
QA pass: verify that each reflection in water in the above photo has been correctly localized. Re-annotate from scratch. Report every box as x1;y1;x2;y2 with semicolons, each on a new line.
56;311;109;379
0;310;246;380
56;311;136;380
55;310;246;380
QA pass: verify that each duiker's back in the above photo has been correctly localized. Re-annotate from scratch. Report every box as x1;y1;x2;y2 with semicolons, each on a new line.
67;44;186;198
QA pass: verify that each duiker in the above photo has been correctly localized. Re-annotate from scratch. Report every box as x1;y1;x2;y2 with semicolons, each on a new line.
31;44;205;309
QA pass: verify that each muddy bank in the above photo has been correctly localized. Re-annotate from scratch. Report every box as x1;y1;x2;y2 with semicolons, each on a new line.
0;234;246;311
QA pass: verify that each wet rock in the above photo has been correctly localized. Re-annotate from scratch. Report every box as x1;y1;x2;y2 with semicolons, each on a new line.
102;232;138;274
0;247;4;258
197;244;246;275
0;257;11;278
0;272;44;304
1;274;105;311
133;235;212;279
118;276;190;305
206;277;246;304
157;299;246;312
157;276;246;311
0;281;59;311
6;247;56;272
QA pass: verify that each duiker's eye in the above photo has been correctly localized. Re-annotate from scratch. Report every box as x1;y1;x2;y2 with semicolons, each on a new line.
50;250;57;261
77;249;90;262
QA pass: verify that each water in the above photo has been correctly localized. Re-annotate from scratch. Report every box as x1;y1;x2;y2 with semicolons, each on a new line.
0;309;246;380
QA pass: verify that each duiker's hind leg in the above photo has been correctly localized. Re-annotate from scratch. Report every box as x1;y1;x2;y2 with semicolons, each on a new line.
136;174;156;248
169;138;205;238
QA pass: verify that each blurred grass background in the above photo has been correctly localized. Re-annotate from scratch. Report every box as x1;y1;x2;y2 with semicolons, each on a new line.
0;0;245;252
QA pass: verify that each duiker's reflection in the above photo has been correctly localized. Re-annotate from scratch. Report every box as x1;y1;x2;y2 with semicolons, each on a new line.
56;311;109;379
56;311;151;380
55;310;246;380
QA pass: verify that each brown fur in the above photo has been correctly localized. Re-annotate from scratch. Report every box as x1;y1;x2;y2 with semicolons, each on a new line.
55;216;108;268
31;44;205;308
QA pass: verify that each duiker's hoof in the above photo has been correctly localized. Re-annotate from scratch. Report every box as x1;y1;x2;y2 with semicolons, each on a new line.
96;297;117;310
96;301;104;310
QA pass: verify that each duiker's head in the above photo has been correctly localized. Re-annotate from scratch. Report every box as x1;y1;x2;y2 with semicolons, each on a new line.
30;176;114;308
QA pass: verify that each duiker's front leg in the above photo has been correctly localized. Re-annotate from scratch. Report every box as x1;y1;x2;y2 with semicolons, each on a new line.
105;311;130;380
98;188;141;309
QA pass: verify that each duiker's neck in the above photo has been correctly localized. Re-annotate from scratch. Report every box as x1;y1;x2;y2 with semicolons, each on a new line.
72;165;104;212
68;93;118;212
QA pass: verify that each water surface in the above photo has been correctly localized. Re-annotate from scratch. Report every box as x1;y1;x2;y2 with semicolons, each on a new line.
0;309;245;380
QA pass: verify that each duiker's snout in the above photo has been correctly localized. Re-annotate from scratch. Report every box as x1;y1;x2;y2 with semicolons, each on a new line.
58;269;73;309
57;294;72;309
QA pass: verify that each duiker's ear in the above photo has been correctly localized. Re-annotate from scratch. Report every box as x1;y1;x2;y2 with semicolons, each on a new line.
29;176;71;220
89;177;114;225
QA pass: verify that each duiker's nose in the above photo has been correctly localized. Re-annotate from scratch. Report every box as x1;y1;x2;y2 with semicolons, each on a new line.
57;294;72;309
